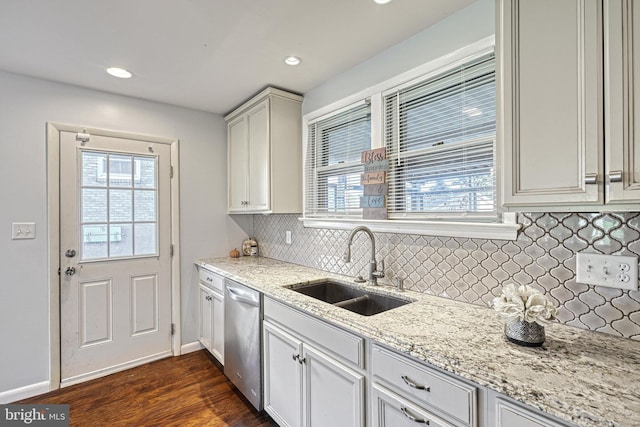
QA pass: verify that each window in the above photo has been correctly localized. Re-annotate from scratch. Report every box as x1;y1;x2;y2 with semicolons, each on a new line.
384;52;496;218
305;102;371;217
301;40;517;239
81;151;158;260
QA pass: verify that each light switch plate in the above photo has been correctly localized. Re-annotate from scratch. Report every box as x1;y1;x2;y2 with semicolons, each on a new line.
285;230;292;245
12;222;36;239
576;253;638;291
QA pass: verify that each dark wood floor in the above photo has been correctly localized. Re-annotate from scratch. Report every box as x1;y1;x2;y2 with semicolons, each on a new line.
19;350;279;427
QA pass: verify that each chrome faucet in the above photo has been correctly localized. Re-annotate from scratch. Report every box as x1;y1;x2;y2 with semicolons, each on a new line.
343;226;385;286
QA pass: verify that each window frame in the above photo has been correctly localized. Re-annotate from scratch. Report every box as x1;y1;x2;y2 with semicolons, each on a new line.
383;52;498;220
301;36;520;240
305;100;372;218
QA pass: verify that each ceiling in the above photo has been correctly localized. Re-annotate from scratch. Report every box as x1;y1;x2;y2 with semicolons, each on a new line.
0;0;476;115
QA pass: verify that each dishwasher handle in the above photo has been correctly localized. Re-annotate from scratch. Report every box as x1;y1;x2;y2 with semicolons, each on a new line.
227;286;260;307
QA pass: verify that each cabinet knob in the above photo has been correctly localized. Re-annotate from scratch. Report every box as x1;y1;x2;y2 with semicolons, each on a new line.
609;170;623;183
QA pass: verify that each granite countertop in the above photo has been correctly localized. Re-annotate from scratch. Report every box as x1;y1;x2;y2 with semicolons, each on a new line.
196;256;640;427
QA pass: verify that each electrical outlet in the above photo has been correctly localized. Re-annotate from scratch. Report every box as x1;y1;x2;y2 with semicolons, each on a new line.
285;230;292;245
575;253;638;291
12;222;36;240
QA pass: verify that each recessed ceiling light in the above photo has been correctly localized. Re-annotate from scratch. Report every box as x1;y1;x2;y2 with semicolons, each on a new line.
284;56;301;66
106;67;132;79
374;0;393;4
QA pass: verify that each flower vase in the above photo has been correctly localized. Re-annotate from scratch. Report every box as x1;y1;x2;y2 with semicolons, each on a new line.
505;319;545;347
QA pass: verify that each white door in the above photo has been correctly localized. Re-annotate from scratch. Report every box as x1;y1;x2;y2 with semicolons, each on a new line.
59;130;173;386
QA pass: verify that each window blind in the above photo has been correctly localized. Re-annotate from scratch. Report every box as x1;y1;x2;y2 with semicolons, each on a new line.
305;103;371;217
384;53;496;217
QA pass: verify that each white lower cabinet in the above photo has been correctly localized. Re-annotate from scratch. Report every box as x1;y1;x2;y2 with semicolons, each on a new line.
197;268;224;364
263;297;366;427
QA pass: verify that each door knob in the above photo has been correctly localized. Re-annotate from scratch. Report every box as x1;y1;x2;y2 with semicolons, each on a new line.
65;267;76;276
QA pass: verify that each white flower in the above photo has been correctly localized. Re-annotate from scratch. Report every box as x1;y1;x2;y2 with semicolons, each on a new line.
493;283;557;325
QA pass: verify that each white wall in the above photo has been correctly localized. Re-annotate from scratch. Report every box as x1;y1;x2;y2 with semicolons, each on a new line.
0;70;249;396
302;0;494;114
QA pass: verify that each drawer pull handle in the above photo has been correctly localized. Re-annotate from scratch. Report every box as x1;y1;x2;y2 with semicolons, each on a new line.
585;173;598;185
402;375;430;392
206;277;212;282
400;407;429;424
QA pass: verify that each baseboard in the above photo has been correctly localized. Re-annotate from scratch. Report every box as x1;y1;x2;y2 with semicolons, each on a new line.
0;381;50;404
180;341;204;355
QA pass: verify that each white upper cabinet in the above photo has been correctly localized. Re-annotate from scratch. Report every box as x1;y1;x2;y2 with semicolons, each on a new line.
225;87;303;214
498;0;604;209
604;0;640;204
499;0;640;211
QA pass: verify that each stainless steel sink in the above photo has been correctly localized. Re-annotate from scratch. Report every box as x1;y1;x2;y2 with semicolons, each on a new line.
286;280;413;316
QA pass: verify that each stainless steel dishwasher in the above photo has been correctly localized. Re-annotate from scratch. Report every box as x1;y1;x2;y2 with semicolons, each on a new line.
224;279;263;410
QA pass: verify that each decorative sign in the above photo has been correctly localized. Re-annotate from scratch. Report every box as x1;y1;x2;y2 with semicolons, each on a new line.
361;171;386;185
361;147;386;163
360;148;388;220
360;196;385;208
364;160;389;173
363;183;388;196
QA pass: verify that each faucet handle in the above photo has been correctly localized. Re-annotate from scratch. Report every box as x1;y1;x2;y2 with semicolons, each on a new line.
372;259;385;280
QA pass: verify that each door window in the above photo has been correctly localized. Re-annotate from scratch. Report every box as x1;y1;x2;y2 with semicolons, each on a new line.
80;151;158;260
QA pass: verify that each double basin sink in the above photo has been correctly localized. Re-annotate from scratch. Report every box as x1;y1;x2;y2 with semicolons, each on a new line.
285;279;413;316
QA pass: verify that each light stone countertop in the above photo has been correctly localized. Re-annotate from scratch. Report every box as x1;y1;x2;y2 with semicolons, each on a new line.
196;256;640;427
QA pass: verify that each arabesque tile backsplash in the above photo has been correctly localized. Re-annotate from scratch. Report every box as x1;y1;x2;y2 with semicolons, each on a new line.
253;213;640;341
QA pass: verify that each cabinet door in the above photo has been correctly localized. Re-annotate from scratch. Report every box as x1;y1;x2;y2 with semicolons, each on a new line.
211;290;224;364
198;285;212;352
303;344;365;427
499;0;603;207
246;99;270;212
371;384;454;427
263;321;303;427
228;115;248;212
605;0;640;203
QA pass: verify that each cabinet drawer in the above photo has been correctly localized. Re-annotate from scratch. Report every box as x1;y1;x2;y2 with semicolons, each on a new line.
372;345;476;426
371;384;454;427
199;267;224;293
264;297;365;369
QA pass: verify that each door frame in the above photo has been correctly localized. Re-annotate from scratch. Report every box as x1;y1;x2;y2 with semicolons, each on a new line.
46;122;182;391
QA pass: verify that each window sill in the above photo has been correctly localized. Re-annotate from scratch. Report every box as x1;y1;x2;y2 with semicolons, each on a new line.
299;217;521;241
